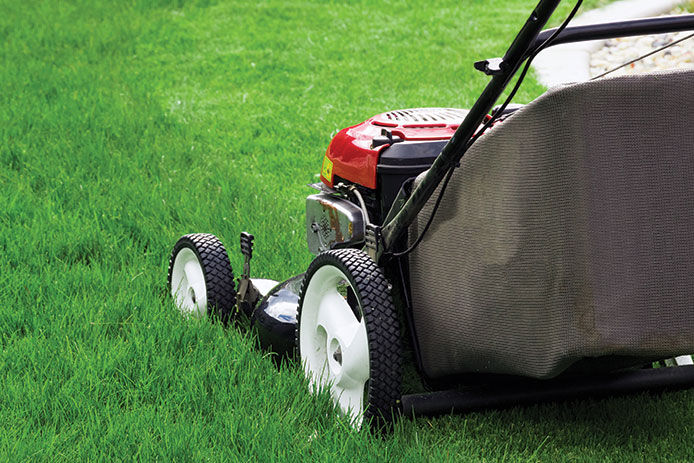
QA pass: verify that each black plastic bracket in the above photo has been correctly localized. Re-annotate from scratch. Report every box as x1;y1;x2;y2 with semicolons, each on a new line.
372;128;404;149
474;57;505;75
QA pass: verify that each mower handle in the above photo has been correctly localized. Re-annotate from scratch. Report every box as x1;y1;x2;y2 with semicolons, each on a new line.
527;14;694;57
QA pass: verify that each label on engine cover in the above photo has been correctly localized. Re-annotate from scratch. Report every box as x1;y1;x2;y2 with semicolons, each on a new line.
321;156;333;183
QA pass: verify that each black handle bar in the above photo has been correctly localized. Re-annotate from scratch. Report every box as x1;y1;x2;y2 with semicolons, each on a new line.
528;14;694;57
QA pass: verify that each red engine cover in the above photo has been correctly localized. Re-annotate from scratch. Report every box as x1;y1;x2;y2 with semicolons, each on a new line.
320;108;469;189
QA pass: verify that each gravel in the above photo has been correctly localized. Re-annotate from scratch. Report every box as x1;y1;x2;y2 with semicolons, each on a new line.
590;3;694;77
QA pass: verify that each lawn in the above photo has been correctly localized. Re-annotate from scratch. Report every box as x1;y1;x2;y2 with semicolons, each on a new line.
1;0;692;461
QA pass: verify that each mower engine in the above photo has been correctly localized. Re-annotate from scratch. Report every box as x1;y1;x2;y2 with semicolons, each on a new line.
306;107;469;254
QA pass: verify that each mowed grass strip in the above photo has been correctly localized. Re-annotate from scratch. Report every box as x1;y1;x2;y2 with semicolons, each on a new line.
1;0;692;461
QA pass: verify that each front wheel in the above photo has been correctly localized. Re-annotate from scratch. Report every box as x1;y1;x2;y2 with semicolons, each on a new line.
297;249;402;428
167;233;237;324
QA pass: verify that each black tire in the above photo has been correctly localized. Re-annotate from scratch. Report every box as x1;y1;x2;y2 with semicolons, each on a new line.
167;233;236;324
297;248;402;429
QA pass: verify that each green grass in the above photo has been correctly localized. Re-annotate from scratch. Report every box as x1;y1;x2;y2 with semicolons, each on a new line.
2;0;693;461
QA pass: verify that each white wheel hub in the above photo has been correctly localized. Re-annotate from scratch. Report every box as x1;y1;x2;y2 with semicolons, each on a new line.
170;248;207;317
300;265;370;426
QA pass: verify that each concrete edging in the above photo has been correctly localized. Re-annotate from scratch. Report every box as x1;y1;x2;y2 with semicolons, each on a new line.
532;0;683;87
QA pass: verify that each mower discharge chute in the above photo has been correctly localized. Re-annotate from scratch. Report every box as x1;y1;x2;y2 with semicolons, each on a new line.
168;0;694;429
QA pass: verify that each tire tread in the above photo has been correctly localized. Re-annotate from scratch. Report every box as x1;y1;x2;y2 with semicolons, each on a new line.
297;248;402;428
167;233;236;324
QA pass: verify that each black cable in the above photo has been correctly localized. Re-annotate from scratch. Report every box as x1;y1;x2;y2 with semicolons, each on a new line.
390;0;584;259
391;165;456;258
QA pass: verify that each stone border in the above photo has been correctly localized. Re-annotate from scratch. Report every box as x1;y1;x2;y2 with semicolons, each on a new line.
532;0;683;87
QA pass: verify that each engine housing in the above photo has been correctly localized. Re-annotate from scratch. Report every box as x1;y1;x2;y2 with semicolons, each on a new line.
320;108;469;190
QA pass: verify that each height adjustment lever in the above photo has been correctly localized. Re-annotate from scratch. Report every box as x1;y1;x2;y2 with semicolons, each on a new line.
237;232;260;318
240;232;254;270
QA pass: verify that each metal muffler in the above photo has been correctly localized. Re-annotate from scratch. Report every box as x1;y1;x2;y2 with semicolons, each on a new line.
306;193;365;255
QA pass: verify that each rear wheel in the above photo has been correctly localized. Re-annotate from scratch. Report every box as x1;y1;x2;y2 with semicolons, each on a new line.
168;233;236;324
297;249;402;428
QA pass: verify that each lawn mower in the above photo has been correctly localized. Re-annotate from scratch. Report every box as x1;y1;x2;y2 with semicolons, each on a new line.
167;0;694;428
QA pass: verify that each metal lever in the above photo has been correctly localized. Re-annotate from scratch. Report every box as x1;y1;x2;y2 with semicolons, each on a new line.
237;232;260;318
240;232;254;279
